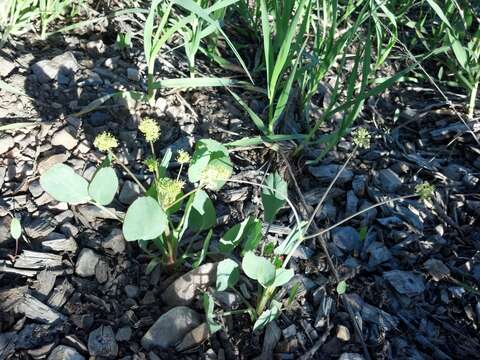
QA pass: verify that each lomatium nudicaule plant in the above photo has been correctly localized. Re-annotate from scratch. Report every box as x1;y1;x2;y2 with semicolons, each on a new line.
40;118;233;270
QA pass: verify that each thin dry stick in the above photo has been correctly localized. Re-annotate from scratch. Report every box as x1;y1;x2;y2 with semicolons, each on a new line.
111;153;147;193
280;152;372;360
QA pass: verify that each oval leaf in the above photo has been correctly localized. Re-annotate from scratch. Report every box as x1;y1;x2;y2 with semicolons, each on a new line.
40;164;90;204
261;172;287;223
216;258;240;291
186;190;216;232
123;197;168;241
336;280;347;295
219;217;252;253
272;268;294;288
89;167;119;205
10;218;21;240
242;251;276;288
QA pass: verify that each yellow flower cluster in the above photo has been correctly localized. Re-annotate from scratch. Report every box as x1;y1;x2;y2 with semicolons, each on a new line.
352;127;371;149
201;164;231;190
156;178;184;208
94;132;118;152
144;157;158;173
176;150;191;164
139;118;161;142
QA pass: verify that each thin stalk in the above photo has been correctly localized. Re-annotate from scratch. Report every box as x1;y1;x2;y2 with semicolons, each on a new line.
468;81;478;119
303;194;417;241
222;309;252;317
256;285;275;316
88;201;122;222
111;153;147;193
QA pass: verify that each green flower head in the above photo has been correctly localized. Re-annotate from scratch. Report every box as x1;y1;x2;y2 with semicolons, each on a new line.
144;157;158;173
156;178;184;208
415;182;435;201
139;118;160;142
176;150;191;165
94;132;118;152
352;127;371;149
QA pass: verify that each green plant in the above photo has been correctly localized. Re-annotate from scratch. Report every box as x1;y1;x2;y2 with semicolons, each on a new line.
39;0;79;39
115;30;132;50
0;0;39;47
40;120;233;270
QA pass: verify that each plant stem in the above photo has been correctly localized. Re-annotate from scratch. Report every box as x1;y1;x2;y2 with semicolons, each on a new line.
302;194;417;241
111;153;147;193
88;201;122;222
222;309;252;317
256;286;275;316
468;81;478;119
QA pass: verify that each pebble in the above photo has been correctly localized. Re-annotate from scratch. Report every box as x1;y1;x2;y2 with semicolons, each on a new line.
29;180;44;198
141;306;201;350
383;270;425;297
75;248;101;277
88;325;118;358
0;135;14;154
339;353;365;360
86;40;106;56
51;128;78;150
336;325;350;342
47;345;85;360
125;285;140;298
31;52;79;83
116;326;132;342
38;153;69;174
282;324;297;339
0;56;16;77
176;323;209;352
375;168;403;193
162;262;217;306
119;180;142;205
127;68;140;81
308;164;354;185
24;215;56;239
103;228;126;254
332;226;360;252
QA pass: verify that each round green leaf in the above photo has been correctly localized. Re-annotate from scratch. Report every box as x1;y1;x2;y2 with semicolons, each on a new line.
40;164;90;204
272;268;294;288
216;258;240;291
88;167;119;205
261;172;287;223
123;197;168;241
10;218;21;240
336;280;347;295
242;251;276;288
186;190;216;232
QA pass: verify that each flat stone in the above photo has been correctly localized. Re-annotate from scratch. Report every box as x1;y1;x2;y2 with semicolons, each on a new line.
0;56;16;77
32;52;79;83
383;270;425;297
116;326;132;342
88;325;118;358
162;263;217;306
127;68;140;81
0;136;14;154
24;216;56;239
336;325;350;342
308;164;353;185
75;248;101;277
103;228;126;254
376;168;403;193
339;353;365;360
119;180;142;205
332;226;360;252
176;323;209;352
38;153;69;174
424;259;450;282
52;128;78;150
141;306;201;350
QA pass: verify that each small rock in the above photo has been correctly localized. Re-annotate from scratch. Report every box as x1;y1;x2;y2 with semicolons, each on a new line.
424;259;450;282
29;180;44;198
176;323;209;352
308;165;353;185
366;241;392;268
51;128;78;150
86;40;106;57
47;345;85;360
38;153;69;174
352;175;366;197
0;56;16;77
162;263;217;306
282;324;296;339
332;226;360;252
103;228;126;254
119;180;142;205
213;291;240;309
116;326;132;342
141;306;201;350
42;234;78;252
24;215;56;239
375;168;403;193
95;259;109;284
0;136;14;154
31;52;79;83
127;68;140;81
125;285;140;298
88;325;118;358
336;325;350;342
383;270;425;297
345;190;358;216
261;321;281;360
339;353;365;360
75;248;101;277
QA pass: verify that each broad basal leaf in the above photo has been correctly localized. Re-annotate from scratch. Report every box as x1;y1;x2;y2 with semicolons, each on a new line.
216;258;240;291
186;190;216;232
10;218;21;240
253;300;281;332
272;268;294;288
123;197;168;241
40;164;90;204
242;251;275;288
261;172;287;223
241;218;262;255
219;217;252;253
88;167;118;205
